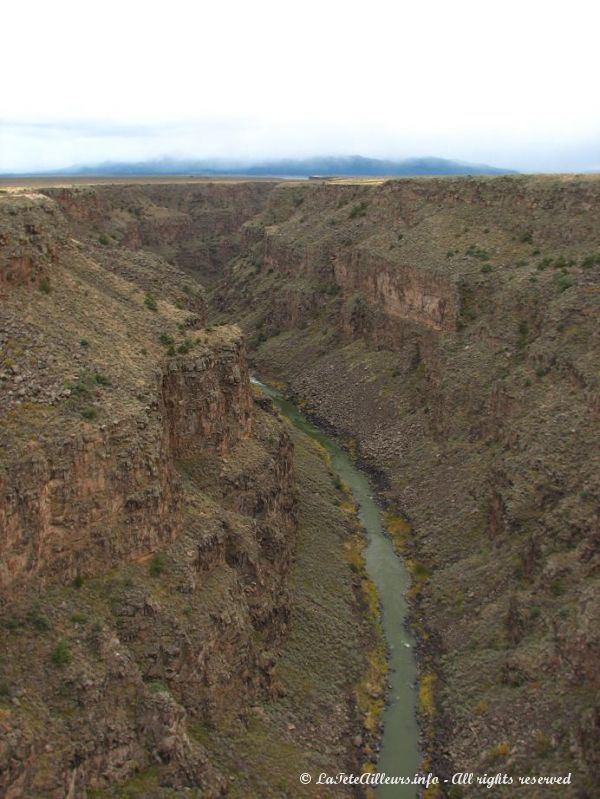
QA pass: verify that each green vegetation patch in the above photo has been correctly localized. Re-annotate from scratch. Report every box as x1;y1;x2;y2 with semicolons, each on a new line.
143;293;158;311
349;201;369;219
50;639;71;667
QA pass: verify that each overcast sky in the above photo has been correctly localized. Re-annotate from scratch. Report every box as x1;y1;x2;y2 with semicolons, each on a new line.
2;0;599;173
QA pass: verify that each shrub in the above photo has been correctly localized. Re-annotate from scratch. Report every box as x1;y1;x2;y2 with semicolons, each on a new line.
537;256;553;270
98;233;110;246
557;274;575;292
177;339;193;354
413;562;433;580
480;263;494;273
465;244;490;260
486;741;510;763
147;680;169;694
461;307;476;322
517;321;528;350
534;731;552;757
419;673;436;717
72;574;84;589
66;369;109;398
149;554;166;577
39;277;51;294
349;201;369;219
158;333;175;347
65;373;90;397
144;293;158;311
79;338;89;348
581;253;600;269
50;639;71;667
80;407;97;420
26;604;51;632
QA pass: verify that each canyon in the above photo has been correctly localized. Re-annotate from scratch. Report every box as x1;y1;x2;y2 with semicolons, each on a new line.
1;175;599;798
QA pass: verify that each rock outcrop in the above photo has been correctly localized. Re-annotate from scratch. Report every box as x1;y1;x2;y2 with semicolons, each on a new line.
0;193;67;291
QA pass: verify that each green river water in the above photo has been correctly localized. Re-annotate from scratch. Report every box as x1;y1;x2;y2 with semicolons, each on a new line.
253;380;421;798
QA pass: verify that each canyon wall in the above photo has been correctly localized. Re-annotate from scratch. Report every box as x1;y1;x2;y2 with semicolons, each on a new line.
44;182;274;286
0;193;67;291
0;331;257;597
0;190;305;798
212;175;600;799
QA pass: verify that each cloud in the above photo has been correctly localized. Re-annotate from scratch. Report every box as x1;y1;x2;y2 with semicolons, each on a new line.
2;0;599;173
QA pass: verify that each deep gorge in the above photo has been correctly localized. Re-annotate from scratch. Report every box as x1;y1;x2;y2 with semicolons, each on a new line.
1;175;599;798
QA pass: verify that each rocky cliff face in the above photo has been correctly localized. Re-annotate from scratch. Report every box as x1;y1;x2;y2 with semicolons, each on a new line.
0;329;259;598
161;336;253;455
44;182;274;287
0;193;67;291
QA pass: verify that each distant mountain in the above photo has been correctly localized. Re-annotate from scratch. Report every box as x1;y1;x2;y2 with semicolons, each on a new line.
5;155;517;178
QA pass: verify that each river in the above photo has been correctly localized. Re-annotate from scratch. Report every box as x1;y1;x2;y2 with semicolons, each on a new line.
253;379;421;798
